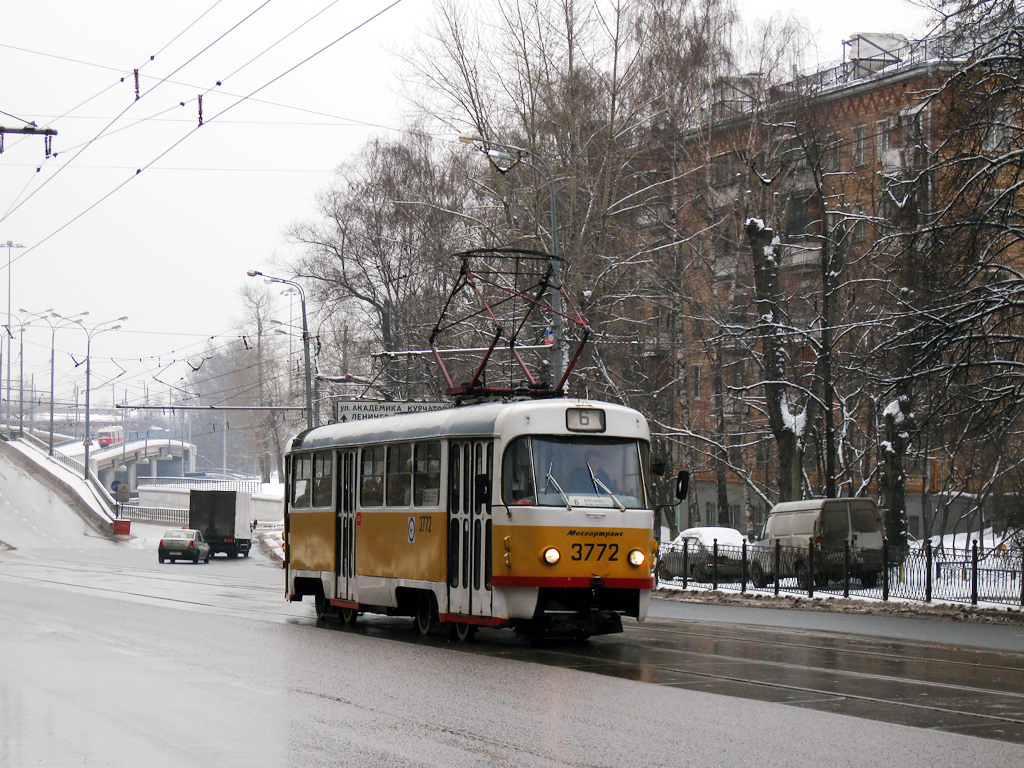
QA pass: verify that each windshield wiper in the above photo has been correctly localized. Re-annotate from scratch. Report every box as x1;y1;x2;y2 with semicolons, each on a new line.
587;462;626;512
545;463;573;511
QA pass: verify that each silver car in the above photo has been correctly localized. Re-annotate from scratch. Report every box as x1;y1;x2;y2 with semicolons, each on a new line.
158;528;211;564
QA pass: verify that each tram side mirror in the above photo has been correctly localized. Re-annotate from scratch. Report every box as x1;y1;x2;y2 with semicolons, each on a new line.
651;458;667;477
474;474;491;512
674;470;690;501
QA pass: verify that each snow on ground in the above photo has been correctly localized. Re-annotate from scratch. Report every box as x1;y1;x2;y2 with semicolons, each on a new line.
4;439;114;524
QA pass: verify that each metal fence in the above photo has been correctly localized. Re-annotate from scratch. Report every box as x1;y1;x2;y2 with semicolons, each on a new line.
658;538;1024;608
117;503;189;525
140;476;264;495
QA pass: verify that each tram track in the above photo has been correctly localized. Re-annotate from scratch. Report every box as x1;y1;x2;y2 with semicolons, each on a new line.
0;555;307;623
636;617;1024;675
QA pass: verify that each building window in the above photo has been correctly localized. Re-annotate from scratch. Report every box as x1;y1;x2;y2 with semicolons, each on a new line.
876;119;889;156
785;196;811;239
852;126;866;166
691;364;702;398
984;106;1015;153
826;132;841;172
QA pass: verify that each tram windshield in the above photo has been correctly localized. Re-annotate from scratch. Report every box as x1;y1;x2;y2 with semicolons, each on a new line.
502;436;648;509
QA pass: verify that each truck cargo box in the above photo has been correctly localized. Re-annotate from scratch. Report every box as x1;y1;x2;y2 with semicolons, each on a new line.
188;490;253;558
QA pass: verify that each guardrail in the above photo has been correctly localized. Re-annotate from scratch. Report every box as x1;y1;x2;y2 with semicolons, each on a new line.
140;476;263;495
658;538;1024;608
116;504;189;525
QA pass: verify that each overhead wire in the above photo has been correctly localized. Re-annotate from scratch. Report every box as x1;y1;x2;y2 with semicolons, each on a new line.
1;0;407;275
0;0;278;229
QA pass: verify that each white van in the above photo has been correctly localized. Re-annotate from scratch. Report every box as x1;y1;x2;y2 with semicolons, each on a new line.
749;498;885;588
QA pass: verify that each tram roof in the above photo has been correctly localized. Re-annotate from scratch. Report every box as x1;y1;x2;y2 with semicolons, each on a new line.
291;398;646;452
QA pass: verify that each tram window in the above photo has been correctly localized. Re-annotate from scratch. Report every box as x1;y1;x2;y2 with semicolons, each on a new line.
292;454;312;509
414;441;441;507
360;446;384;507
387;444;413;507
312;451;333;507
502;437;535;505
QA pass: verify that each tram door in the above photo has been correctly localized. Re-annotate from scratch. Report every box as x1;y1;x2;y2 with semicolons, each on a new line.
447;440;493;617
336;450;358;602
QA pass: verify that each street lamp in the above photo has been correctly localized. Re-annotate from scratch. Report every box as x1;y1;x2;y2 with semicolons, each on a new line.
459;134;566;386
280;287;298;397
247;270;314;430
2;240;26;434
75;317;127;480
14;309;51;437
24;310;89;455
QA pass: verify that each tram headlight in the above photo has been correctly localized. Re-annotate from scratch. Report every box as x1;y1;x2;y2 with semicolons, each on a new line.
542;547;561;565
628;549;646;567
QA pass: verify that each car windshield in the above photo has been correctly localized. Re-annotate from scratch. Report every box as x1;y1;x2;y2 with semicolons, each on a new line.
503;436;647;509
163;530;190;541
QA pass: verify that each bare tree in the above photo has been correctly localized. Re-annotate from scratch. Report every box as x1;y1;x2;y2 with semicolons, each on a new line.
289;129;475;399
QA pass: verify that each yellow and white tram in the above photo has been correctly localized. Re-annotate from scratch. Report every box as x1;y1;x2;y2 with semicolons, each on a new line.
284;398;667;639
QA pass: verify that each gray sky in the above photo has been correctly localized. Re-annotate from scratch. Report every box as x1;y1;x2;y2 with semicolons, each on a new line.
0;0;931;413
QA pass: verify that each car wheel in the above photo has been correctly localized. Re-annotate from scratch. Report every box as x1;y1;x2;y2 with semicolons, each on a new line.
193;554;200;564
451;621;477;642
243;551;250;558
158;556;165;564
204;554;210;563
340;607;358;626
229;551;239;559
169;557;176;564
750;561;766;588
795;562;811;590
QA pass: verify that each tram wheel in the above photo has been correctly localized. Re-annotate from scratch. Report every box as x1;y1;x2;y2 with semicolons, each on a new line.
341;606;359;625
451;621;476;642
314;593;332;621
414;595;435;636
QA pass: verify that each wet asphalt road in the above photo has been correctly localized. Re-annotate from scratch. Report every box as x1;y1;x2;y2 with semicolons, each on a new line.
1;446;1023;765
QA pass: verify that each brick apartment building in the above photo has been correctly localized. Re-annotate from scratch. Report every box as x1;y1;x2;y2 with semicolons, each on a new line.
666;32;971;537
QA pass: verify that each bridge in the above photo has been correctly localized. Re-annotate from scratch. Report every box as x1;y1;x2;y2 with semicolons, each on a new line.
56;437;197;495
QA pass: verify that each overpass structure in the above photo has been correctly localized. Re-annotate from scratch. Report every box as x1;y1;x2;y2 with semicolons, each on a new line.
57;437;197;495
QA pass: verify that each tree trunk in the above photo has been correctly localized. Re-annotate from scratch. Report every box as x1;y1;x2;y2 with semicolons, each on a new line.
745;219;804;501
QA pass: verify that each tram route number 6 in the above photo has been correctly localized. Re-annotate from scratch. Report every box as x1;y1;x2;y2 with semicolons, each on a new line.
570;542;619;561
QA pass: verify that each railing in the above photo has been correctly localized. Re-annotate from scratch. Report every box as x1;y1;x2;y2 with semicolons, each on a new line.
139;476;263;495
116;503;189;525
658;538;1024;608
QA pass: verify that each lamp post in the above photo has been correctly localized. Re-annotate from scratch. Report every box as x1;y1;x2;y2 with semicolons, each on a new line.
459;134;565;387
280;287;298;398
2;240;26;434
14;309;51;437
28;310;89;455
247;271;314;430
75;317;127;480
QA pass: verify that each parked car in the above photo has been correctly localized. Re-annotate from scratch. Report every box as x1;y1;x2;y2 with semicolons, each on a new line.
748;498;885;588
658;527;746;581
158;528;211;564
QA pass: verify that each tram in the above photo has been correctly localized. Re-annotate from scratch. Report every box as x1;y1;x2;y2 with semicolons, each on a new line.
284;397;683;639
96;426;124;447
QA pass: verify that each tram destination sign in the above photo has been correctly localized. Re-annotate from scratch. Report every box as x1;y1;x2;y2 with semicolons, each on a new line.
331;400;450;423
